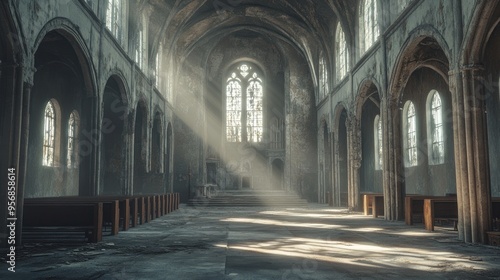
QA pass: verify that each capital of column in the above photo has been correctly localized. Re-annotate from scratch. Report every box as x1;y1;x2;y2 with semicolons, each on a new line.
22;65;37;87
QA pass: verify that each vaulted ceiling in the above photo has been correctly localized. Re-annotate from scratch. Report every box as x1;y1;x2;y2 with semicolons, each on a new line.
147;0;357;64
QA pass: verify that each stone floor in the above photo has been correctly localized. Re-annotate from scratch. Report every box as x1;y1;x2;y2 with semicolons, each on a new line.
1;204;500;279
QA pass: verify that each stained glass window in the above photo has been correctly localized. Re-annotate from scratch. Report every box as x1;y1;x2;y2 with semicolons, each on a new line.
106;0;122;41
359;0;379;54
246;73;263;142
406;101;417;167
135;27;145;69
226;73;242;142
226;64;263;143
155;51;161;88
429;91;444;164
336;22;349;81
43;101;56;166
67;111;78;168
319;53;328;100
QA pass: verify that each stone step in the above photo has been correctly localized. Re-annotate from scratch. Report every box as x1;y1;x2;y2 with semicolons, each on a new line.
187;189;308;207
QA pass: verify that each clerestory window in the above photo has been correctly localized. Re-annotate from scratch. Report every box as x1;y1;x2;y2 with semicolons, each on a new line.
359;0;380;54
106;0;123;41
319;52;329;101
335;22;349;81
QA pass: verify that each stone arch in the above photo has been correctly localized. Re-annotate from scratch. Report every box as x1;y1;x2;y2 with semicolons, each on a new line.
355;79;383;196
102;69;130;104
332;103;349;207
461;1;500;64
166;122;173;193
460;1;500;243
389;26;451;103
101;75;129;195
386;29;452;221
151;109;165;174
133;98;149;194
33;18;98;96
26;27;98;197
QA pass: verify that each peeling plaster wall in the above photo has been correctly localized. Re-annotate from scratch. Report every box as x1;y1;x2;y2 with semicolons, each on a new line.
285;46;318;202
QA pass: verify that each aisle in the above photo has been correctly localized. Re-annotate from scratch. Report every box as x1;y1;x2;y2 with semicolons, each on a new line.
2;205;500;279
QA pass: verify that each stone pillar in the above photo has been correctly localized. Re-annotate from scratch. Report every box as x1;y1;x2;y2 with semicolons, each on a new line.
347;113;361;211
16;65;36;246
450;65;491;243
381;98;393;220
127;110;136;195
382;97;404;221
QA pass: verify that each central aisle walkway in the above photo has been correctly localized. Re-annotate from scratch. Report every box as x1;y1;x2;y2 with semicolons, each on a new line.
3;205;500;279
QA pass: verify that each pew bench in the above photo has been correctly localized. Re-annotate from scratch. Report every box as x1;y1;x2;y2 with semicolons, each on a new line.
362;193;384;218
23;202;103;243
423;197;458;231
25;197;123;235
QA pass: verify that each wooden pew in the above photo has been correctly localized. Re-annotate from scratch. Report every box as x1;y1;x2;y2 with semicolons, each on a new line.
25;196;126;235
405;195;435;225
23;202;103;243
362;193;384;218
423;197;458;231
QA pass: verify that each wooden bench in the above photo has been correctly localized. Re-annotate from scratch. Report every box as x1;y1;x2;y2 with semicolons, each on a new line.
405;195;439;225
23;202;103;243
423;197;458;231
362;193;384;218
25;196;126;235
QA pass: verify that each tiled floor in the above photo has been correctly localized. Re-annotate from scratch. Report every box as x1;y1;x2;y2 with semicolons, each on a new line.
1;204;500;279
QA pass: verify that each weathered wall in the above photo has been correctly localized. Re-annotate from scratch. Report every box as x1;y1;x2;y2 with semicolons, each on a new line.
173;53;205;201
285;45;318;201
400;68;456;196
484;20;500;198
360;99;383;194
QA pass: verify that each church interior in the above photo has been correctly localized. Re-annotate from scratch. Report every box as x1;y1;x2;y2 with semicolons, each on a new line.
1;0;500;278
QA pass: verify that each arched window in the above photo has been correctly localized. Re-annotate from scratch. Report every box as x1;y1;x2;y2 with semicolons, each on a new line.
335;22;349;81
427;90;444;164
374;115;383;170
154;50;161;88
403;101;417;167
135;19;147;70
67;111;79;168
43;101;57;166
226;63;263;143
319;52;329;101
359;0;379;54
106;0;123;41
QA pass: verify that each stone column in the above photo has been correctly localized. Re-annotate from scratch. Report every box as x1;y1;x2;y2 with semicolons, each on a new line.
127;110;136;195
450;65;491;243
382;97;404;221
347;113;361;211
16;64;36;246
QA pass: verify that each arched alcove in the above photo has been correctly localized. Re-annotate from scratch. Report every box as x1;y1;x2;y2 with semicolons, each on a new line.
101;76;128;195
26;30;95;197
